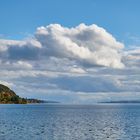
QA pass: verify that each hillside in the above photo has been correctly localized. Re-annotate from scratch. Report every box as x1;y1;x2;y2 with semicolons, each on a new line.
0;84;27;104
0;84;44;104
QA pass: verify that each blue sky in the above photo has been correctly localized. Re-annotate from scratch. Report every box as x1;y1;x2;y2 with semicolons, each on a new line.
0;0;140;46
0;0;140;103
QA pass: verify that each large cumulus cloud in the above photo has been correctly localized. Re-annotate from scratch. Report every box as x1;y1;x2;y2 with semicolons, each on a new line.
0;23;124;68
35;24;124;68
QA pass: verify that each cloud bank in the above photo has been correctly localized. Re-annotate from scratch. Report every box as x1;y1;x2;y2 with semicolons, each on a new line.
0;23;139;103
0;23;124;68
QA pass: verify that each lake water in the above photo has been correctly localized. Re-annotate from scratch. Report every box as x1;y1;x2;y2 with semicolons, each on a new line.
0;104;140;140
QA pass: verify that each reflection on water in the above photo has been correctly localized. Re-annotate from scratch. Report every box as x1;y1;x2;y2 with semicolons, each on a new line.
0;104;140;140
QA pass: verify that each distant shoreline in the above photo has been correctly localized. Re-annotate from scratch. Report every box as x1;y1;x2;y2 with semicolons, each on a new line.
0;100;60;104
100;101;140;104
0;84;59;104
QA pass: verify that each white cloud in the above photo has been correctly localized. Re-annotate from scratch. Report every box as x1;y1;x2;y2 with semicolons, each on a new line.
36;23;124;68
12;61;33;69
0;80;13;87
123;48;140;68
0;23;124;69
70;67;86;74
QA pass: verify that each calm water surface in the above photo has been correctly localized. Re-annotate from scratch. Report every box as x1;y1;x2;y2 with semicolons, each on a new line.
0;104;140;140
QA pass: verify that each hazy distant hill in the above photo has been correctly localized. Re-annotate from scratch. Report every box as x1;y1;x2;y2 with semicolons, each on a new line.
101;100;140;103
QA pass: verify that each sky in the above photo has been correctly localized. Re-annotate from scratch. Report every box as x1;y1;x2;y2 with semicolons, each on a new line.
0;0;140;103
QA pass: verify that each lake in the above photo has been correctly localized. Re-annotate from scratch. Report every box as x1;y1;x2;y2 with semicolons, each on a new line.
0;104;140;140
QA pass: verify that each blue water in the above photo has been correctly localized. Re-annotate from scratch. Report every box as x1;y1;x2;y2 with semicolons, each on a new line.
0;104;140;140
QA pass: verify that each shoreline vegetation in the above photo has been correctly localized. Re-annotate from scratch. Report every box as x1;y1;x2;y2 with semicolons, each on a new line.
0;84;59;104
